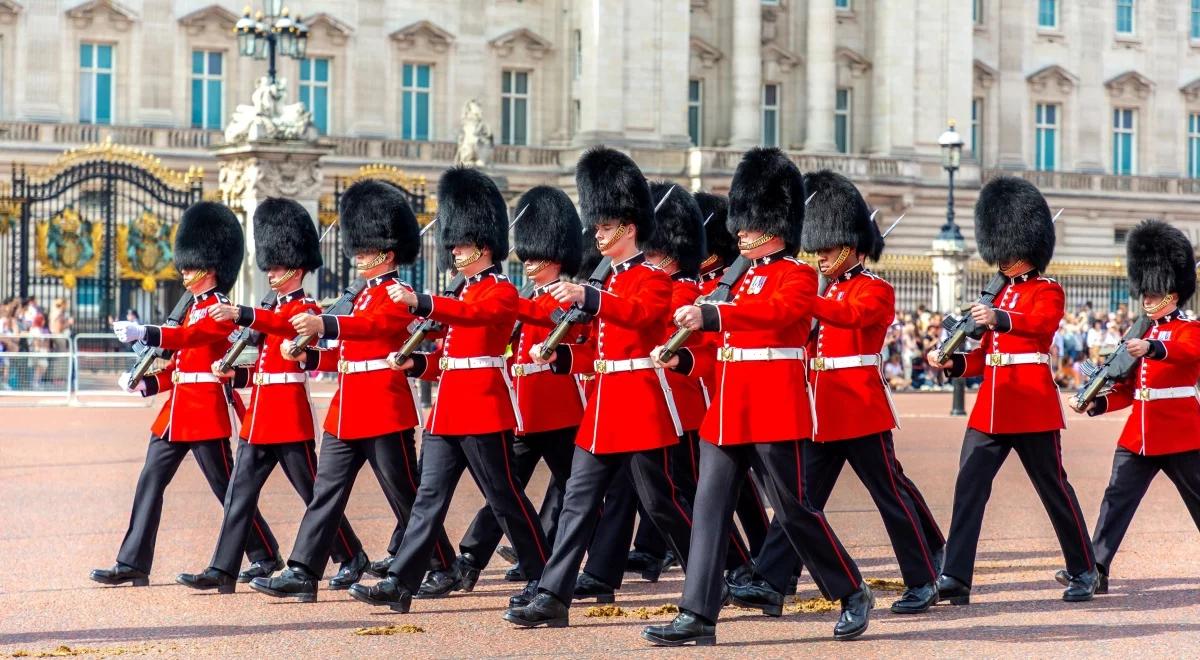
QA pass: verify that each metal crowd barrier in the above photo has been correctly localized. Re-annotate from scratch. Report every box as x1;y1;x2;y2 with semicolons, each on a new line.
0;333;73;405
70;333;156;408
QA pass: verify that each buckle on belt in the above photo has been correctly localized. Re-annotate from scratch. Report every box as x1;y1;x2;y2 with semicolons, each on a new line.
987;352;1004;366
513;364;526;377
253;373;265;385
811;356;826;371
439;356;450;371
1138;387;1151;401
337;359;350;374
719;346;735;362
171;371;181;384
593;360;608;374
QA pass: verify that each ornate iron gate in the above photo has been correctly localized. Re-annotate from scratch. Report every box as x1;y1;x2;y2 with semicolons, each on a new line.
2;141;204;333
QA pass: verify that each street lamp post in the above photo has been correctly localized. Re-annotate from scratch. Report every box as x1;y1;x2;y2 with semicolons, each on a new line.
936;121;968;417
235;2;309;85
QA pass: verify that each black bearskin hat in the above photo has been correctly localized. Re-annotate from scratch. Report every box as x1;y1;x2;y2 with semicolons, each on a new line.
695;192;737;270
253;198;323;272
727;148;805;254
800;170;874;256
513;185;584;277
174;201;244;293
575;146;655;246
1127;219;1196;305
974;176;1055;272
339;179;421;265
644;182;706;278
436;167;509;269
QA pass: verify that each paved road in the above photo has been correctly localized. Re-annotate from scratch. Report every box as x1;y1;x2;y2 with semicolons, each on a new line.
2;393;1198;657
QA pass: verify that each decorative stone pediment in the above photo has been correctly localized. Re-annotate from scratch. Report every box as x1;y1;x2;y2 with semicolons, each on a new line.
1106;70;1154;101
1181;78;1200;103
1026;64;1079;95
0;0;22;25
762;43;801;73
67;0;137;31
689;36;723;68
178;4;239;37
974;59;998;90
391;20;455;53
489;27;552;59
306;12;353;47
836;47;871;77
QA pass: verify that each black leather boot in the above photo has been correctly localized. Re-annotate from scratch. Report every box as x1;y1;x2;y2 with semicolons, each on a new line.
366;555;395;579
238;558;284;583
729;578;784;617
833;585;873;640
497;545;518;564
457;553;483;592
890;581;938;614
1062;568;1099;602
328;551;369;590
642;610;716;647
508;579;541;607
249;567;317;602
415;566;462;599
573;572;616;604
90;564;149;587
176;567;236;594
936;574;970;605
504;591;569;628
347;576;412;613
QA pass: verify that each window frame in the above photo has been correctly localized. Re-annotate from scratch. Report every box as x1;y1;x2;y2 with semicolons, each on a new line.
1038;0;1059;29
834;87;852;154
687;79;703;147
1034;102;1060;172
761;83;780;148
190;49;224;130
298;56;331;135
500;69;531;146
1111;107;1137;175
1115;0;1135;35
79;42;115;125
1189;112;1200;178
401;62;433;141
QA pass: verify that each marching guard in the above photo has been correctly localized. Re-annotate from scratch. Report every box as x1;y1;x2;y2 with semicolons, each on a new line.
1071;219;1200;593
249;180;455;603
349;166;551;612
927;176;1098;604
643;148;873;646
175;198;367;593
91;202;281;587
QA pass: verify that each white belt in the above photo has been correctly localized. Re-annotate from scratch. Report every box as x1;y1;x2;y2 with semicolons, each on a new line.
809;354;880;371
511;362;553;378
717;347;806;362
439;356;506;371
985;352;1050;367
1136;386;1198;401
253;372;308;386
338;358;391;374
172;371;221;384
594;358;656;374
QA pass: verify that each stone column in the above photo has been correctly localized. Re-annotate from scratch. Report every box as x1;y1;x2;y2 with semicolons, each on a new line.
729;0;762;148
930;247;968;314
870;0;916;155
995;0;1028;169
1074;0;1105;172
804;1;837;153
211;141;334;305
574;0;625;145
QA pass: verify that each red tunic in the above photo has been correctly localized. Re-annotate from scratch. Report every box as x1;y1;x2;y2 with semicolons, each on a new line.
232;291;321;444
560;254;678;454
949;273;1066;434
807;265;898;442
140;290;241;442
663;275;709;432
309;271;422;440
410;265;520;436
1097;313;1200;456
510;287;585;435
696;252;817;446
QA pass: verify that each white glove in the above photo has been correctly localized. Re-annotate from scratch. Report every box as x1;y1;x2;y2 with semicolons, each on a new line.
117;372;145;394
113;321;146;343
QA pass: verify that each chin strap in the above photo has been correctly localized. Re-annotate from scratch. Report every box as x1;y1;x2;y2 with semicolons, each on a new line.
1144;293;1177;316
181;269;209;287
453;247;483;270
737;233;776;251
356;252;387;273
597;224;628;252
268;268;298;289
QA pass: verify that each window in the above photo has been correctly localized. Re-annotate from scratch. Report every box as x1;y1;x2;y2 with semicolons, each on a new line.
1034;103;1059;172
190;50;223;130
1116;0;1135;35
1112;108;1136;175
761;0;780;5
401;63;432;140
834;0;850;8
1113;228;1129;245
1189;113;1200;178
834;88;851;153
971;97;983;160
1192;0;1200;39
973;0;984;25
1038;0;1058;28
572;100;581;136
573;30;582;80
79;43;114;125
298;57;330;135
761;84;780;147
500;70;529;146
687;79;703;146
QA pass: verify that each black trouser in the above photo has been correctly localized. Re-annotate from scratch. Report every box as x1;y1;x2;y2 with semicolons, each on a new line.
289;431;454;577
584;432;752;588
679;440;862;623
458;427;577;569
116;433;278;574
538;445;695;604
387;432;550;592
755;432;943;590
1092;446;1200;573
942;428;1094;586
632;432;771;560
210;438;361;577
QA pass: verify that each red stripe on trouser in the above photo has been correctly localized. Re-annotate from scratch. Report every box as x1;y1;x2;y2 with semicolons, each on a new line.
1052;432;1094;566
794;442;857;586
397;435;449;569
221;442;275;561
500;432;548;563
877;434;936;578
304;443;354;559
899;472;944;544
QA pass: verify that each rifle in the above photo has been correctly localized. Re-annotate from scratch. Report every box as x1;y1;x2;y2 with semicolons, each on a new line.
216;291;278;373
1070;315;1153;412
536;256;614;361
286;278;369;357
126;292;194;390
657;256;752;363
933;272;1008;362
395;273;467;359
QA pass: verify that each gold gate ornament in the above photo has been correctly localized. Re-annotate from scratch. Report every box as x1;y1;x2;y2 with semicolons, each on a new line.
117;211;179;292
35;208;103;289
